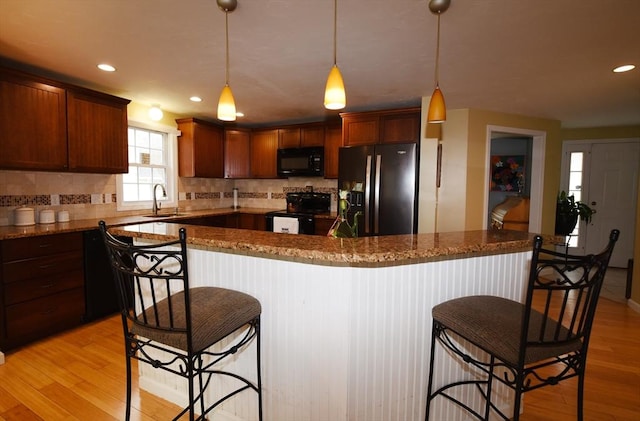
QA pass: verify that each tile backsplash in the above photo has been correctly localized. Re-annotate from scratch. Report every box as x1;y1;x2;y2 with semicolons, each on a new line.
0;169;337;226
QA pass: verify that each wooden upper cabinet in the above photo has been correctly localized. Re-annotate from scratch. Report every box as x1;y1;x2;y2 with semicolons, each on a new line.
301;124;325;147
0;69;68;171
0;67;129;174
224;128;251;178
67;90;129;173
278;123;325;149
341;107;421;146
342;115;379;146
250;129;278;178
380;110;421;144
176;118;224;178
278;127;301;149
323;123;342;179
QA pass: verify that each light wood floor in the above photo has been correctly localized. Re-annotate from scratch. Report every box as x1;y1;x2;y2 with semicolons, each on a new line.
1;295;639;420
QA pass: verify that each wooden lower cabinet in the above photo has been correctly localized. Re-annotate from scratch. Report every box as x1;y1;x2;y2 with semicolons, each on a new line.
0;232;85;351
238;213;266;231
179;213;266;231
314;217;335;236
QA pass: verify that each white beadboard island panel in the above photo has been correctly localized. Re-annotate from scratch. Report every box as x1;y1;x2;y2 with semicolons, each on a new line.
135;239;531;421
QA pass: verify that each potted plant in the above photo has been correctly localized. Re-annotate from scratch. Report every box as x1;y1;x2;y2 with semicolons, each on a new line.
555;191;596;235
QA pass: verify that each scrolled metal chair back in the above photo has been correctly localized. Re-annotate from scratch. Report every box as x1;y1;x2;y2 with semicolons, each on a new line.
99;221;191;334
523;229;619;350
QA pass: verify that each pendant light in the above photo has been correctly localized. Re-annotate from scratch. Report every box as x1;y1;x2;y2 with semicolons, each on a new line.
427;0;450;123
324;0;346;110
217;0;238;121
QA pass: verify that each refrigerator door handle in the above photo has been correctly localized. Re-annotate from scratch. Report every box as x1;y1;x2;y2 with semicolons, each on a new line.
374;154;382;234
364;155;372;235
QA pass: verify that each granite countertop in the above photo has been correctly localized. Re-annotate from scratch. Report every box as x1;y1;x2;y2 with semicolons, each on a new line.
0;207;279;241
109;222;550;268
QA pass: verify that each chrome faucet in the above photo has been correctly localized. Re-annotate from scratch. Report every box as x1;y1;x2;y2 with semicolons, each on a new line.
152;184;167;215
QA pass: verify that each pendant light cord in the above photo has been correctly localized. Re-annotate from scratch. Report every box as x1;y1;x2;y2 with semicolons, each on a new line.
225;11;230;85
333;0;338;66
434;12;441;87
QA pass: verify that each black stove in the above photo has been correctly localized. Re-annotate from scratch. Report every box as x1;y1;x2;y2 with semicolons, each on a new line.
265;192;331;235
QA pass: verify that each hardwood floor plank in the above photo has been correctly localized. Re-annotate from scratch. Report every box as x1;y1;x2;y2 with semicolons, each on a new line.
0;373;74;420
38;382;118;421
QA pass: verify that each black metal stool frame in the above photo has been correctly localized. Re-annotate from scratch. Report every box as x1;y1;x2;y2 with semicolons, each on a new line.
425;229;619;421
99;221;263;421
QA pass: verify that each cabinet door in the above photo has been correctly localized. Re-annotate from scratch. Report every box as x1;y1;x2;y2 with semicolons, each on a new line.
278;128;301;149
238;213;266;231
323;123;342;179
301;125;325;147
315;217;336;236
224;129;251;178
67;90;129;173
177;118;224;178
342;115;379;146
380;110;420;144
0;70;68;171
251;129;278;178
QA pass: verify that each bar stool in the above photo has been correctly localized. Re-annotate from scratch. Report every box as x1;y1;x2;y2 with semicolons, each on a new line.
99;221;263;421
425;229;619;420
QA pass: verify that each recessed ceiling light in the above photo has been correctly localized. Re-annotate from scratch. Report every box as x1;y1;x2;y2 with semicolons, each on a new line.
189;96;202;102
613;64;635;73
97;63;116;72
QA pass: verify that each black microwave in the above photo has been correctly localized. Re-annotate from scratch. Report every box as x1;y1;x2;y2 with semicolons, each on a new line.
277;146;324;177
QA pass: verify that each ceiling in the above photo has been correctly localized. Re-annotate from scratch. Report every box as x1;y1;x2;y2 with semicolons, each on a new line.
1;0;639;128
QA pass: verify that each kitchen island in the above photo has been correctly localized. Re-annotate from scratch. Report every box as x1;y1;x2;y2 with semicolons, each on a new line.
109;222;550;421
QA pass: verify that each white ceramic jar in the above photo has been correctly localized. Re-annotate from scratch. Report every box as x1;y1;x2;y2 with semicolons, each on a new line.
14;207;36;226
57;210;70;222
39;209;55;224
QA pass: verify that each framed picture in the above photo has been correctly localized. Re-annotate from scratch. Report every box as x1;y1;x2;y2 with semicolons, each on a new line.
491;155;525;192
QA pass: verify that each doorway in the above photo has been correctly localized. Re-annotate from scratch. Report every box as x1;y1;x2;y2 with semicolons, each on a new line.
484;125;546;232
561;139;640;268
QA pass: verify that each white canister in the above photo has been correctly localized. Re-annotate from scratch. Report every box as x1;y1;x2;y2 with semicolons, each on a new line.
39;209;55;224
57;210;70;222
14;207;36;226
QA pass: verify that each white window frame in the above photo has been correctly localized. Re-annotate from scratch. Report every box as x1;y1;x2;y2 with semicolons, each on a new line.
116;120;180;212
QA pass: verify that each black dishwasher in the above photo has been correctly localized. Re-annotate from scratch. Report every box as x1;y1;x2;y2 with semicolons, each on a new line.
83;229;132;322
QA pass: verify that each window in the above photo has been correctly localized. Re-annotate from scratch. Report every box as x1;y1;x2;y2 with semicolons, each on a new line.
566;151;584;247
117;121;178;212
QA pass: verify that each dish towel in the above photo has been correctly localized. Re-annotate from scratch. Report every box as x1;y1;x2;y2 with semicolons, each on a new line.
273;216;299;234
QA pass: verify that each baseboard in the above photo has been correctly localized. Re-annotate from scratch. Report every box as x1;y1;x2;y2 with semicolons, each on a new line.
627;298;640;313
138;376;247;421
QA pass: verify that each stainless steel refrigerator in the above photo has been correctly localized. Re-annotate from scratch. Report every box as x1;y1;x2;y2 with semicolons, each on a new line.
338;143;418;236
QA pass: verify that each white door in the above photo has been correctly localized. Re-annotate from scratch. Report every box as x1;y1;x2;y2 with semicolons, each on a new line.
585;141;640;267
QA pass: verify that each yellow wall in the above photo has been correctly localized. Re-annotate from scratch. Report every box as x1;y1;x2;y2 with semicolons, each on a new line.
561;125;640;140
425;107;562;234
127;102;182;128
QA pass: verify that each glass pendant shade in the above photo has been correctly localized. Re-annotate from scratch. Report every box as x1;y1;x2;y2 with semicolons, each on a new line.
427;86;446;123
324;64;346;110
217;84;236;121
